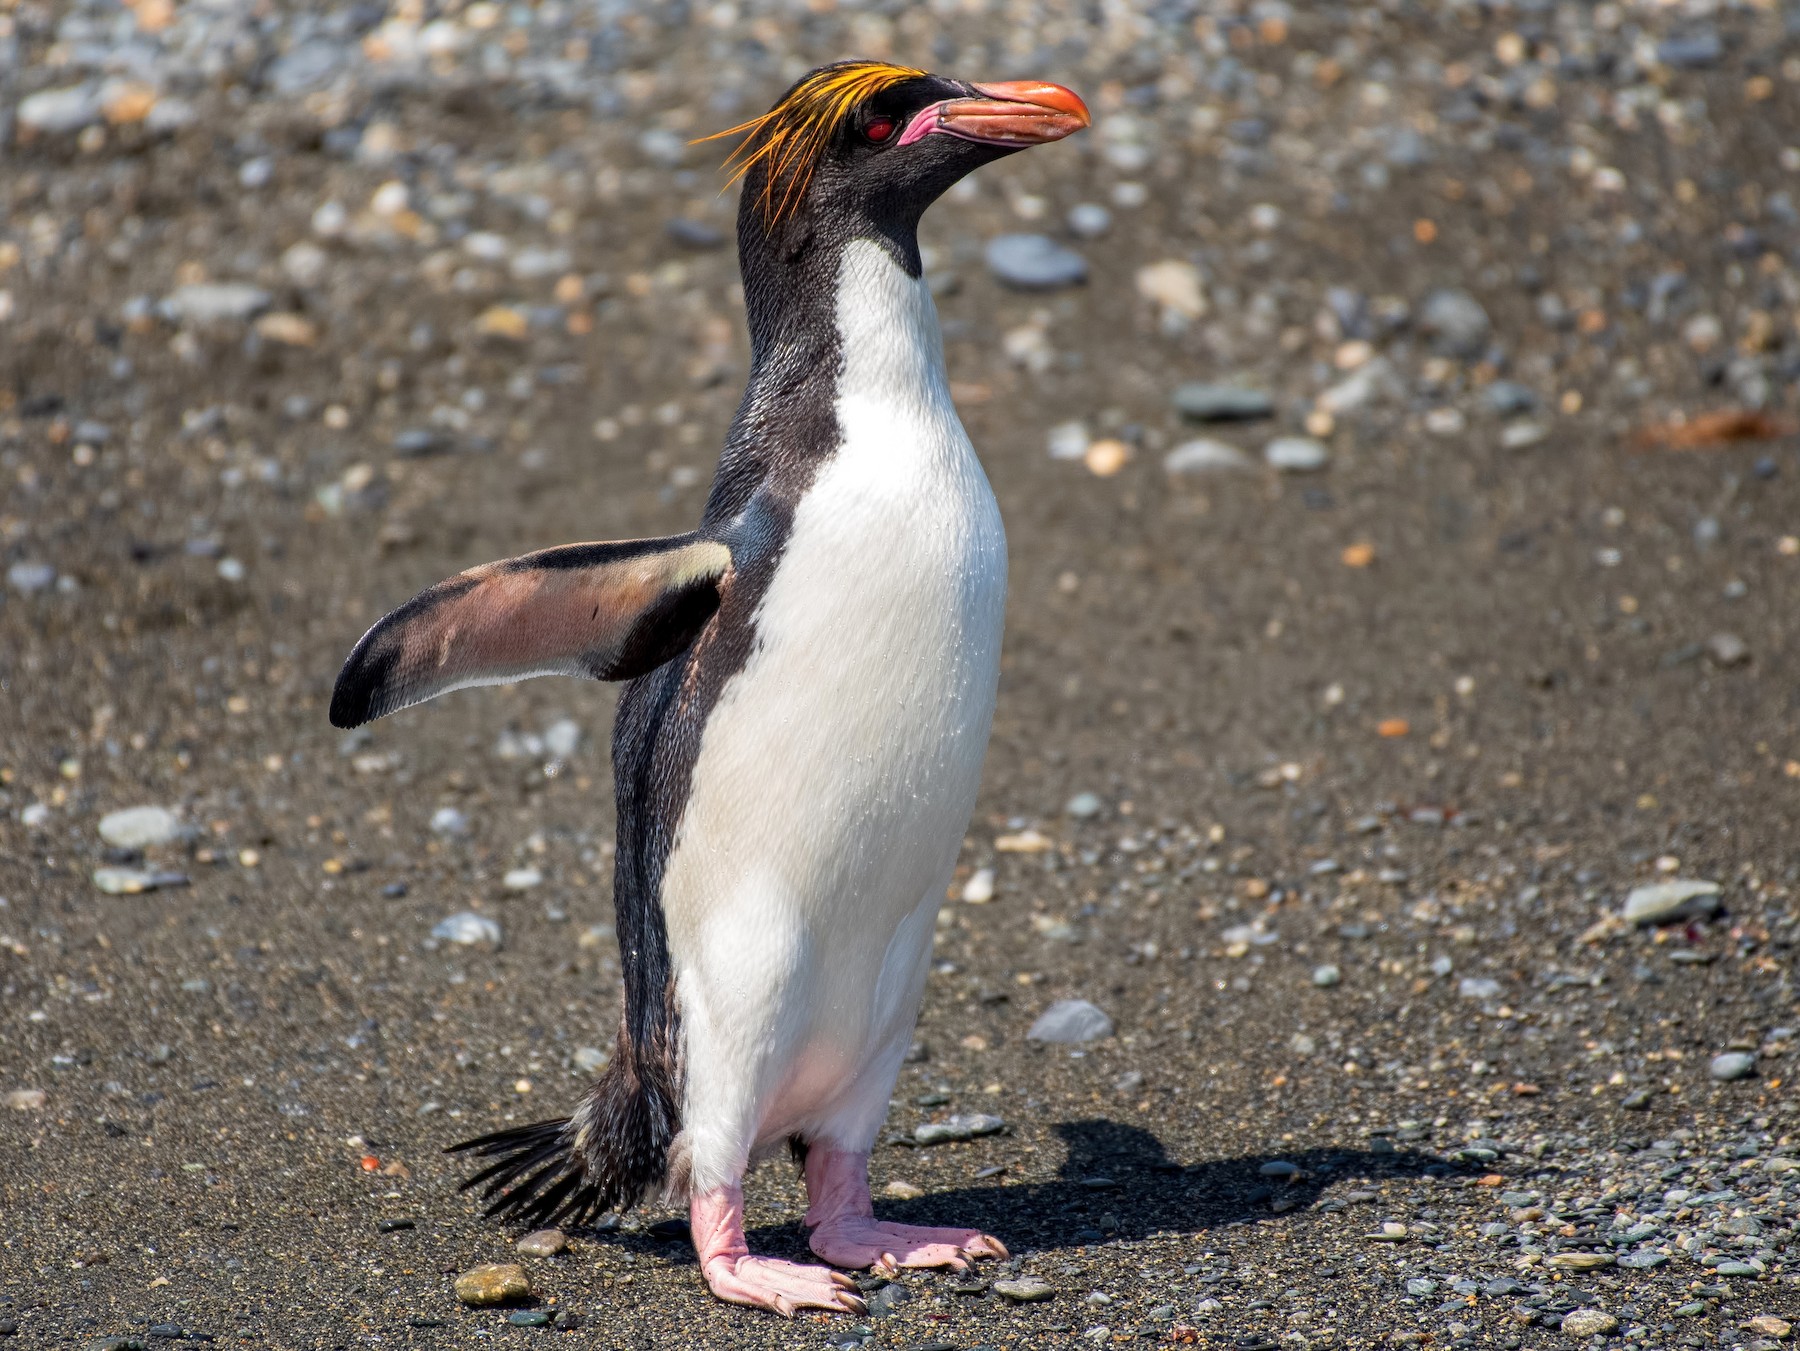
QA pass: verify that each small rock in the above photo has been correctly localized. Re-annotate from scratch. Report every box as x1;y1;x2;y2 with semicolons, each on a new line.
913;1113;1005;1146
1547;1253;1614;1272
92;867;188;895
1622;879;1721;926
1259;1160;1299;1178
994;1278;1056;1304
432;912;501;947
1502;422;1547;450
393;428;451;458
1458;977;1502;1000
883;1179;924;1200
1560;1309;1617;1338
515;1229;567;1257
1710;1052;1756;1082
1027;999;1114;1043
1744;1317;1792;1340
985;234;1087;289
1135;260;1207;320
1164;439;1251;474
430;806;471;838
1065;791;1104;818
1706;633;1750;667
1658;30;1723;69
7;561;56;594
1366;1222;1410;1242
98;805;184;850
161;283;271;325
506;1311;550;1327
1067;203;1112;238
1483;381;1538;416
542;718;582;760
454;1263;531;1306
502;867;543;892
1312;964;1342;988
1172;383;1273;422
5;1088;47;1111
1264;437;1330;472
573;1046;609;1074
1419;289;1491;358
1047;420;1090;460
18;84;103;134
960;868;996;904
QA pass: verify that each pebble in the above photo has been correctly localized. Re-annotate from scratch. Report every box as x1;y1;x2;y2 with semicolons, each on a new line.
984;234;1087;289
5;1088;47;1110
92;868;189;895
502;867;543;891
1622;879;1721;925
572;1046;609;1074
1559;1309;1618;1337
429;806;471;838
542;718;582;760
1483;381;1538;416
1547;1253;1614;1272
1706;632;1750;667
913;1113;1005;1146
1164;439;1251;474
1066;203;1112;238
1312;964;1342;988
1135;260;1207;320
7;562;56;594
160;283;271;324
994;1278;1056;1304
1366;1222;1410;1242
432;911;501;947
1065;791;1103;818
18;84;103;134
1264;437;1329;472
97;805;184;850
515;1229;567;1257
1172;383;1273;422
1419;289;1491;358
1458;977;1502;1000
960;868;995;904
1745;1317;1792;1340
1709;1051;1756;1082
1047;421;1090;460
883;1178;924;1199
1026;999;1114;1043
506;1311;550;1327
1258;1160;1299;1178
453;1263;532;1306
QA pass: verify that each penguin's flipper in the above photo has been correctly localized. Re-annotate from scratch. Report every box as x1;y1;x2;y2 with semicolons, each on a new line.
329;534;731;728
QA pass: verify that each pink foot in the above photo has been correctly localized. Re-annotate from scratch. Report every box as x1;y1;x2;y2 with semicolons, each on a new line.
691;1183;867;1317
803;1145;1009;1278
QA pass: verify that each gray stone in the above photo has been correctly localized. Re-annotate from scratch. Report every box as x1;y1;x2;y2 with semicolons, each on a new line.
7;562;56;594
1383;126;1432;168
1483;381;1538;416
93;867;189;895
18;85;102;134
1419;289;1491;358
1312;964;1342;988
1658;30;1723;69
1264;437;1330;472
543;718;582;760
432;911;501;946
98;805;184;850
1622;879;1721;926
515;1229;567;1257
1065;791;1104;818
985;234;1088;290
1171;383;1274;422
1066;203;1112;238
913;1113;1005;1146
268;41;347;95
994;1278;1056;1303
1706;633;1750;667
1027;999;1114;1043
1710;1052;1756;1082
161;283;271;324
573;1046;609;1074
1259;1160;1299;1177
1458;977;1502;1000
1164;439;1252;474
430;806;471;838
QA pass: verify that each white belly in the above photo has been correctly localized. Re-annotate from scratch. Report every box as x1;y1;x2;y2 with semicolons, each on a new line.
661;241;1006;1188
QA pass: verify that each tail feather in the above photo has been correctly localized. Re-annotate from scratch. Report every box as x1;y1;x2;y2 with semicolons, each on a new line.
446;1045;680;1231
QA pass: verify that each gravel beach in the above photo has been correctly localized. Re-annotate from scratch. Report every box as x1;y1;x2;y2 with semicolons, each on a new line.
4;1;1800;1347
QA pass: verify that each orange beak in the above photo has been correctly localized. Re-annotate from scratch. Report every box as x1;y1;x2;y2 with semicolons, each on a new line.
896;79;1091;148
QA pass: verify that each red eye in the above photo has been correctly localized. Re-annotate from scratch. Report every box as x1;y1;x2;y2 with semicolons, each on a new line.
864;115;896;143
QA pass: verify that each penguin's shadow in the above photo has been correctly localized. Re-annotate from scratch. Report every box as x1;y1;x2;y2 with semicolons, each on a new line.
679;1118;1451;1259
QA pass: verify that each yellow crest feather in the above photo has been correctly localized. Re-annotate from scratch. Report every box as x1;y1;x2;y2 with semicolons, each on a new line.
696;60;928;224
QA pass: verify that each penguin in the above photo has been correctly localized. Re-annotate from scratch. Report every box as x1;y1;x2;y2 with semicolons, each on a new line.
329;61;1089;1316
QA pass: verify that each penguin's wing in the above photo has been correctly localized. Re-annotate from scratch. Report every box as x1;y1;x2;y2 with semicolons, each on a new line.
328;534;731;728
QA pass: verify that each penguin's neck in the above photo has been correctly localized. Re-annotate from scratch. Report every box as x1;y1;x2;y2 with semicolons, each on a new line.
705;205;941;523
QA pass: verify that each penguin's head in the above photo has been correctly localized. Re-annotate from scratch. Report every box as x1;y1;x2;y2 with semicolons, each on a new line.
708;61;1089;235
